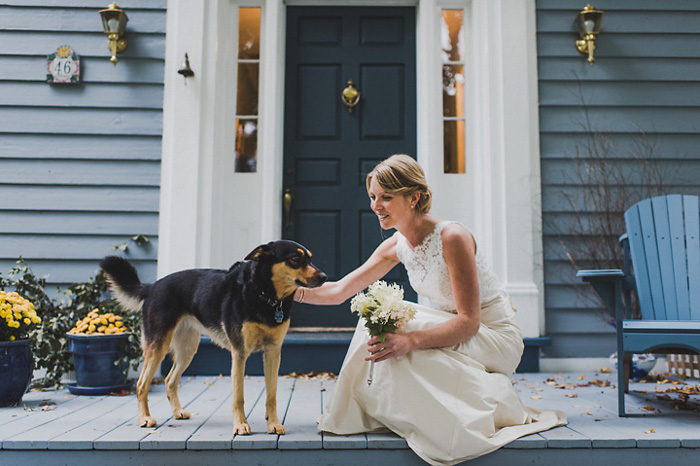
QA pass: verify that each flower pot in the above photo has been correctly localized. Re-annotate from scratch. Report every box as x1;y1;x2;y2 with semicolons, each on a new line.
0;339;34;407
68;333;130;388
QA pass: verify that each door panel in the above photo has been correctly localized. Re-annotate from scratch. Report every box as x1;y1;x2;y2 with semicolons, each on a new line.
284;7;417;328
361;65;405;138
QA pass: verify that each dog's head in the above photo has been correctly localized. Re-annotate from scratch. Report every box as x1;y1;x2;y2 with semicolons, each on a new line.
246;240;327;297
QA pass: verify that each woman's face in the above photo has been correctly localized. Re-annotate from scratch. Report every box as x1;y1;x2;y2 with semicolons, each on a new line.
368;177;414;230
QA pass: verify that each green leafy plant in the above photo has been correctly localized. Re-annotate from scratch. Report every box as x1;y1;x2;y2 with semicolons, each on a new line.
0;236;148;389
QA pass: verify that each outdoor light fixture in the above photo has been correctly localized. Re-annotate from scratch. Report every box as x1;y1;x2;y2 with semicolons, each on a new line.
575;4;604;66
99;2;128;66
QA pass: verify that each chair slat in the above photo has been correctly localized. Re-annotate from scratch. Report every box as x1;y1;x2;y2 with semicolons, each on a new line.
667;195;690;320
652;196;679;320
625;204;655;320
633;199;667;319
684;195;700;320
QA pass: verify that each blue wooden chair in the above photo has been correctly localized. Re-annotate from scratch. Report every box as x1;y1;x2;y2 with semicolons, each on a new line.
577;194;700;416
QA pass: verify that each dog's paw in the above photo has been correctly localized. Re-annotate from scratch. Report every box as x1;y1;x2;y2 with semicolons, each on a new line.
173;409;191;420
139;416;158;428
267;422;285;435
233;423;252;435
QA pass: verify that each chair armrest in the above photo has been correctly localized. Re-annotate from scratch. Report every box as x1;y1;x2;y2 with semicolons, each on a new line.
576;269;625;280
576;269;624;321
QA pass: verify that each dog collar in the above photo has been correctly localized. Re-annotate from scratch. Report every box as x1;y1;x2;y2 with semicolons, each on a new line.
258;292;285;323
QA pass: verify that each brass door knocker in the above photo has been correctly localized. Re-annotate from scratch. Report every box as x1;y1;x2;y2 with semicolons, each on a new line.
341;80;360;113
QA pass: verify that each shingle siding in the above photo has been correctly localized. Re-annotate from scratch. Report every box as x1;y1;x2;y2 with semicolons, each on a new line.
537;0;700;357
0;1;165;288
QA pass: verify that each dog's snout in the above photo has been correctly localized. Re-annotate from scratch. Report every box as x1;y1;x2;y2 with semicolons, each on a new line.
306;265;327;287
315;271;328;285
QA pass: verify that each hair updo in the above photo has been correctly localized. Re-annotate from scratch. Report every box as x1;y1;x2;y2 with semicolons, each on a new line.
366;154;432;215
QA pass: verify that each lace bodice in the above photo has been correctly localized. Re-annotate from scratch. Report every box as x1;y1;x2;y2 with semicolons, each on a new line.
395;221;504;312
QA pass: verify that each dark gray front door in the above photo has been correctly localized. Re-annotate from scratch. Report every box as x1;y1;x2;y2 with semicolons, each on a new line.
283;6;417;327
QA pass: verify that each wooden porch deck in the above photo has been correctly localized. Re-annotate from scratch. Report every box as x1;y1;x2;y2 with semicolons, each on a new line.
1;371;698;465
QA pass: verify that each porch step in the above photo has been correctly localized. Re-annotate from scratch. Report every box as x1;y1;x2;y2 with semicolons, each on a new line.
161;330;354;377
160;332;550;376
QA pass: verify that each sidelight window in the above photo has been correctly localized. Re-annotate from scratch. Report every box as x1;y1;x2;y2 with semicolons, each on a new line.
441;9;466;174
235;7;261;173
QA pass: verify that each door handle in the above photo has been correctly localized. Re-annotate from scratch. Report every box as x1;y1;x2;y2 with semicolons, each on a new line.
341;80;360;113
283;188;293;228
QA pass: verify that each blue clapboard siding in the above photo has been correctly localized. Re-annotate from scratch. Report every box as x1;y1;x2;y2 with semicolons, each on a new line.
537;0;700;357
0;1;166;288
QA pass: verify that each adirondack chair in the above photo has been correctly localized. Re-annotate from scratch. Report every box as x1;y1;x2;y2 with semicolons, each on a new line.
577;194;700;416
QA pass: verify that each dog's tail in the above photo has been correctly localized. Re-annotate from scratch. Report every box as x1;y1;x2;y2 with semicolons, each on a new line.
100;256;146;313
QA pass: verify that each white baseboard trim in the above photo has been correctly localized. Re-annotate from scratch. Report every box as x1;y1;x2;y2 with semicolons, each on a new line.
539;357;669;374
539;357;612;373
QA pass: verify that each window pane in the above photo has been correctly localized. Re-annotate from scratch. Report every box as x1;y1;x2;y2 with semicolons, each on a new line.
236;63;259;115
442;65;464;117
441;10;464;62
444;120;465;174
239;8;261;59
235;118;258;173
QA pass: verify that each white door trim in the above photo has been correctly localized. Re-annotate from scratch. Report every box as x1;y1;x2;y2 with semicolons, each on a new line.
159;0;545;336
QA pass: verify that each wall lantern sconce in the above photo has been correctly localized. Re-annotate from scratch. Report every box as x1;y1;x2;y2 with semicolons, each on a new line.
575;4;604;66
99;2;128;66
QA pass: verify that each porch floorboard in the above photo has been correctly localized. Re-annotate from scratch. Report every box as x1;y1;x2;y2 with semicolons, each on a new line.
1;371;698;465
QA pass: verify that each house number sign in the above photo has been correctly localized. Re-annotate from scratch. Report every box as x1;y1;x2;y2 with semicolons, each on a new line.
47;46;80;84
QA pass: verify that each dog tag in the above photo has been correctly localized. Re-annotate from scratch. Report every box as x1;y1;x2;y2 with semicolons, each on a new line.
274;309;284;323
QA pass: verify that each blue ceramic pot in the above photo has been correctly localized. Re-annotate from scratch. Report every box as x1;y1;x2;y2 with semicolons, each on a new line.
68;333;130;388
0;339;34;407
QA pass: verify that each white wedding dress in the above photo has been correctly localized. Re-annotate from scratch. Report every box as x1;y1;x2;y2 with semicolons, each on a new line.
318;221;567;465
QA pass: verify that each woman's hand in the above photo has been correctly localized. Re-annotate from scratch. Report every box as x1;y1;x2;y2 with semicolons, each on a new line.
365;332;414;362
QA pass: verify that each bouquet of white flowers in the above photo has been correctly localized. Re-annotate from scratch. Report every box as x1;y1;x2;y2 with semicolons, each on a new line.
351;281;415;385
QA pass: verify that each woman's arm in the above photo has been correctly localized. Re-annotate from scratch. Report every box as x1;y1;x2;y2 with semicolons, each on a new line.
368;223;481;361
296;234;401;306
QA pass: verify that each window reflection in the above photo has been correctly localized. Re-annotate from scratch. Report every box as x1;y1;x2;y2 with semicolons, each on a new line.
442;64;464;118
238;8;260;59
235;118;258;173
236;63;259;115
443;120;465;175
441;10;464;63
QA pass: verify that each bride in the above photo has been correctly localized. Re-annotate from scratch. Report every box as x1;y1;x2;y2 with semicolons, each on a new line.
294;154;566;465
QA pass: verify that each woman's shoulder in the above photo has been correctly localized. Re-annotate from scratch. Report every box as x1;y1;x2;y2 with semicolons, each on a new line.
439;221;476;254
376;232;402;261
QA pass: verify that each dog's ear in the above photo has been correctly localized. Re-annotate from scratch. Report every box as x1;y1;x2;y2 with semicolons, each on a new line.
245;243;273;261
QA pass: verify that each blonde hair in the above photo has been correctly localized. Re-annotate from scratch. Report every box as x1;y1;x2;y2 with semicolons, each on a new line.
366;154;432;214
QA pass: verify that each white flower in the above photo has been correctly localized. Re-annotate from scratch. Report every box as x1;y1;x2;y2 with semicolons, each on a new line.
351;281;415;338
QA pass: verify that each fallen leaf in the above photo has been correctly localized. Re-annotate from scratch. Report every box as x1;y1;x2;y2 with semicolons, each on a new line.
585;410;592;415
644;429;655;434
566;393;578;398
531;395;542;400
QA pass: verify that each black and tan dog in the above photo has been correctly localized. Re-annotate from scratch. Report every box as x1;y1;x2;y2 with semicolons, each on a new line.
100;240;326;435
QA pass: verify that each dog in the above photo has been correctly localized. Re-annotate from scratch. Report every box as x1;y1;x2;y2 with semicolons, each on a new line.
99;240;327;435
